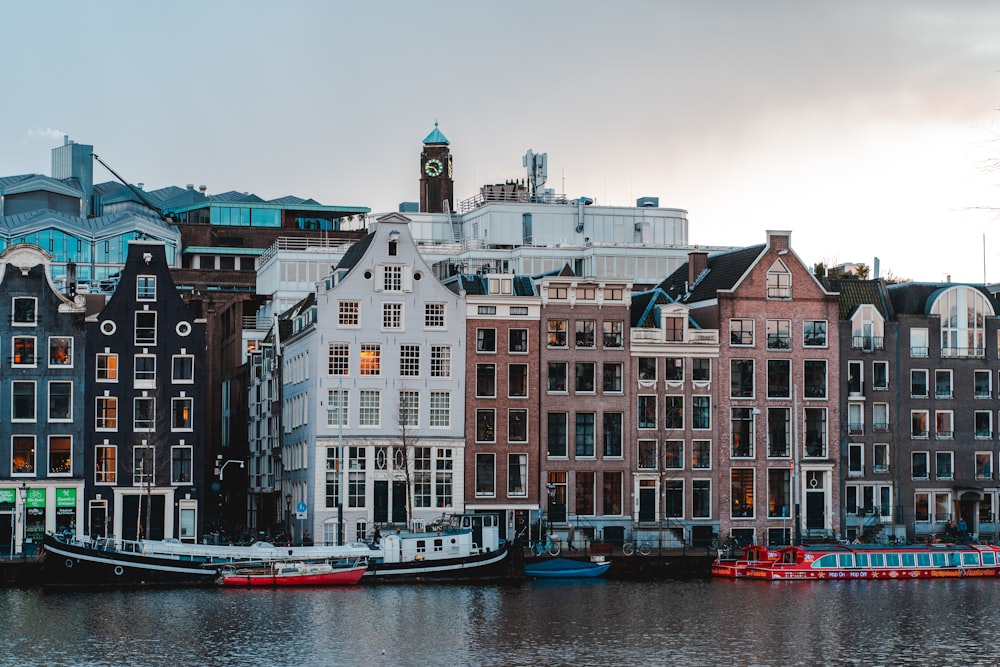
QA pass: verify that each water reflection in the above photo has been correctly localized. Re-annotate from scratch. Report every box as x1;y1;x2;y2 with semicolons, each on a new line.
6;579;1000;666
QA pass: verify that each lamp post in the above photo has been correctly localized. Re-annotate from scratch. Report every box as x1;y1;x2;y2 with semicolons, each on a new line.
285;493;292;545
18;482;27;560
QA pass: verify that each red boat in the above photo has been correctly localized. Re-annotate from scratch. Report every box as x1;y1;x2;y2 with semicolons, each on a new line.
711;544;781;578
737;543;1000;581
219;559;368;587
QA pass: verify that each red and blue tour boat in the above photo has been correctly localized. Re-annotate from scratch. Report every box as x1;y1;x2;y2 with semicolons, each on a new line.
715;543;1000;581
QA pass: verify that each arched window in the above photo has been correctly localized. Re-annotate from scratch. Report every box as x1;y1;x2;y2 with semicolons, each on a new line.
930;286;994;358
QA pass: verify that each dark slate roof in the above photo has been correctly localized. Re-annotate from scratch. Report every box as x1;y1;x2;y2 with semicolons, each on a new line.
442;273;537;297
888;282;1000;316
513;275;535;296
334;232;375;273
657;244;765;303
208;190;265;204
829;279;895;320
631;288;670;328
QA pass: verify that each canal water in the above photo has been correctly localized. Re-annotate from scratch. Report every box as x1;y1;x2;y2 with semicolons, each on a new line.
5;579;1000;666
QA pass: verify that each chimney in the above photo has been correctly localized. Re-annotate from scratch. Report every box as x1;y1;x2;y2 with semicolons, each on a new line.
688;251;709;286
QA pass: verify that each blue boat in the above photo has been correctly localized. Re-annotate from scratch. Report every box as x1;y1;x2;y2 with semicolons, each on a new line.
525;557;611;579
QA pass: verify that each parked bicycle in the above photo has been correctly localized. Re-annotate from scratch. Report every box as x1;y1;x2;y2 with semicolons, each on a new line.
709;534;748;552
530;534;561;556
622;540;651;556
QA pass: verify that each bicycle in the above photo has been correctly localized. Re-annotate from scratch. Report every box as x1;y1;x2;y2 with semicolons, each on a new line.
622;540;651;556
709;534;748;552
530;534;561;556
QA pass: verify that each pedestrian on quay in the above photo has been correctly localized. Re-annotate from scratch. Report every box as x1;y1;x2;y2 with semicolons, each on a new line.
567;523;577;552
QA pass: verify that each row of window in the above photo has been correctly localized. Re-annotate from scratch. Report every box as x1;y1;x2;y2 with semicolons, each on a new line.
322;389;452;429
910;450;996;481
337;299;447;328
95;395;193;432
475;328;530;353
907;409;1000;439
545;320;625;349
731;359;830;399
908;368;1000;399
327;343;451;378
323;445;455;510
729;318;827;348
730;407;829;458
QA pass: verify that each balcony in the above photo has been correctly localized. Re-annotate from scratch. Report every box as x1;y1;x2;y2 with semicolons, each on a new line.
851;336;885;351
941;346;986;359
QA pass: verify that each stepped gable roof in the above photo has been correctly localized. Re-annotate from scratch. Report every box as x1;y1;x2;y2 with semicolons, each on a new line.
422;121;449;145
658;244;766;303
889;281;999;316
334;232;375;273
829;279;895;320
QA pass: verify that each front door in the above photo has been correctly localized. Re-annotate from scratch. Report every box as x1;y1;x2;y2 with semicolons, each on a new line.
638;481;656;523
391;481;407;524
373;481;389;524
806;492;825;530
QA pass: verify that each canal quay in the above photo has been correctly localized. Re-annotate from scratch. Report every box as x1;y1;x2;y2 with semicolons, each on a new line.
0;547;713;588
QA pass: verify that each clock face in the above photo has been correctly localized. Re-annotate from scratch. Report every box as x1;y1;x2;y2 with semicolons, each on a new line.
424;159;443;177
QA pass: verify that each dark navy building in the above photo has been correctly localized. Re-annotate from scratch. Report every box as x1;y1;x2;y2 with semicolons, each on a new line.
0;244;87;555
85;241;207;542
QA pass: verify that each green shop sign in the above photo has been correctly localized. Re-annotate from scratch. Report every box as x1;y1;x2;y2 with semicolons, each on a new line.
26;488;45;508
0;489;13;504
56;488;76;508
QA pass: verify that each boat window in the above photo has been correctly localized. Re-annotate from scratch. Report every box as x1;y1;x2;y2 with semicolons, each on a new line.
932;553;946;567
982;552;996;566
870;553;885;567
885;553;900;567
838;553;853;568
813;554;839;568
962;552;980;566
416;539;426;554
901;553;915;567
854;553;869;567
917;553;930;567
948;553;960;567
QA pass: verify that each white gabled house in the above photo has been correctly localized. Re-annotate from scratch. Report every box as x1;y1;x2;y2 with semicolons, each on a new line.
279;213;467;545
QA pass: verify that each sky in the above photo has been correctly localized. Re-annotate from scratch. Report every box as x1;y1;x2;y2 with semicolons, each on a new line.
2;1;1000;283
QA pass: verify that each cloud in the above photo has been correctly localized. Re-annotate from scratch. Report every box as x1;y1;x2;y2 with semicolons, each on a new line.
27;128;66;140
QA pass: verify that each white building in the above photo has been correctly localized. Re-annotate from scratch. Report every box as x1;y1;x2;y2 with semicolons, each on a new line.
277;214;467;545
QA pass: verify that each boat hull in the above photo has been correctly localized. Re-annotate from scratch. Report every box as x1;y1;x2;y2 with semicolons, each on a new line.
364;542;516;582
726;544;1000;581
525;561;611;579
43;534;218;588
220;564;367;587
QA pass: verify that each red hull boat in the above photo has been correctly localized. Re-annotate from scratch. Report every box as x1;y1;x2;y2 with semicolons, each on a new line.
220;560;368;587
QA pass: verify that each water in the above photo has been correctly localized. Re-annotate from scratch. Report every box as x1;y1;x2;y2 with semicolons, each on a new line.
5;579;1000;666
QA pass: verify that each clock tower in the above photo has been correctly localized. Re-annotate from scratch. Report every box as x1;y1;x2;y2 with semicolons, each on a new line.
419;122;454;213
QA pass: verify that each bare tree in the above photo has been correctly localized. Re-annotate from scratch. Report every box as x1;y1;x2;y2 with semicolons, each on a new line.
395;388;418;529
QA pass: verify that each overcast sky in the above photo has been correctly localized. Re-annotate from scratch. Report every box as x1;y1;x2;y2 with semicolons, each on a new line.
2;1;999;282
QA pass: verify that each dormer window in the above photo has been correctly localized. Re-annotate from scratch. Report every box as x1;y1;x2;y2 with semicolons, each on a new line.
766;260;791;299
930;285;993;358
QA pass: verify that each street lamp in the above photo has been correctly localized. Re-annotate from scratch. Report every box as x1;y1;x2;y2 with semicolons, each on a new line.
18;482;27;560
285;493;292;544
